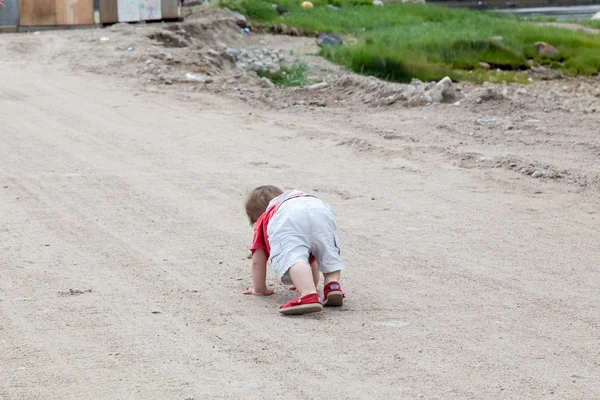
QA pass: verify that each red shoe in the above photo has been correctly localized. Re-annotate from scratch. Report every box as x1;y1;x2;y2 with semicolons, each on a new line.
323;281;345;307
279;293;323;315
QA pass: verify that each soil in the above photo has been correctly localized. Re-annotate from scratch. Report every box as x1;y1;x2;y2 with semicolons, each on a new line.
1;7;599;400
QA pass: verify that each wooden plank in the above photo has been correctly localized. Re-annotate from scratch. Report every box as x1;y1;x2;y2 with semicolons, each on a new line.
99;0;117;23
117;0;139;22
0;0;19;26
20;0;56;26
160;0;178;19
56;0;94;25
139;0;161;20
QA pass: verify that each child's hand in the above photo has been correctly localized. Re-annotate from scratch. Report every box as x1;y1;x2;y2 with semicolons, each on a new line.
242;288;275;296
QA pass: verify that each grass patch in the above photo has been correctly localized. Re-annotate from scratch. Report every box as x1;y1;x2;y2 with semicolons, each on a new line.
221;0;600;83
257;63;313;86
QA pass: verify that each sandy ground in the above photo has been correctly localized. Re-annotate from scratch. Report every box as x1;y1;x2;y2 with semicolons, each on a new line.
1;10;600;400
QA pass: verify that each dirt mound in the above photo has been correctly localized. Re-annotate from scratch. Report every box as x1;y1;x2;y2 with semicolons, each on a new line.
148;18;243;49
253;75;461;109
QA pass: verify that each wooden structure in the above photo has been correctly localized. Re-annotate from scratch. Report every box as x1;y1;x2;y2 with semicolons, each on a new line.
10;0;94;26
1;0;178;30
99;0;178;24
0;0;20;30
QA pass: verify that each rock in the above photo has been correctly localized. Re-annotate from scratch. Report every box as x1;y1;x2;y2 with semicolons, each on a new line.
290;27;300;36
534;41;559;57
478;61;491;70
230;11;247;28
532;171;544;178
454;101;461;106
317;33;343;48
592;11;600;20
472;87;505;101
225;47;240;58
164;79;173;85
307;82;329;90
327;4;340;10
260;77;275;88
264;61;278;71
373;0;384;5
236;62;247;70
490;36;503;42
437;76;452;87
402;0;425;3
406;78;457;107
251;61;265;71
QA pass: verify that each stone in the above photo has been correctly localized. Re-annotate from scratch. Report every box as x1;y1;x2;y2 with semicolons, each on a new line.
490;36;503;42
251;61;265;71
373;0;384;5
260;77;275;88
327;4;340;10
473;87;505;101
316;33;343;48
532;171;544;178
402;0;425;3
225;47;240;58
592;11;600;20
307;82;329;90
534;42;559;57
437;76;452;88
290;27;300;36
164;79;173;85
230;11;247;28
478;61;491;70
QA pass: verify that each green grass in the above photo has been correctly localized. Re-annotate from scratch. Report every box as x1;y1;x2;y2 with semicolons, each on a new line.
257;63;313;86
221;0;600;83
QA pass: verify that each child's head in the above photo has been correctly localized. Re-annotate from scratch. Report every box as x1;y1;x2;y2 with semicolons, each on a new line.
245;185;283;225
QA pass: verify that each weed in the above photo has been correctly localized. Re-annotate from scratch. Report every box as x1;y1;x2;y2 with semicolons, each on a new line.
257;63;313;86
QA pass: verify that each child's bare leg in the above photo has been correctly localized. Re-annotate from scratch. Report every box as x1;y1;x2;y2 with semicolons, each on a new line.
289;262;319;291
324;270;341;285
288;262;318;296
311;261;320;288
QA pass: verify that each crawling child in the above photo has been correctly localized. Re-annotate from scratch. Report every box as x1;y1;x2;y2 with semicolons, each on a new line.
244;185;345;315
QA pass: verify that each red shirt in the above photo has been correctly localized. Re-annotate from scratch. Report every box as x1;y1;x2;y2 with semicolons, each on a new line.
249;194;315;263
249;200;280;259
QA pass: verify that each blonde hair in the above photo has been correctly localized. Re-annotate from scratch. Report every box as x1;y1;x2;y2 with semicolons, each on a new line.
245;185;283;225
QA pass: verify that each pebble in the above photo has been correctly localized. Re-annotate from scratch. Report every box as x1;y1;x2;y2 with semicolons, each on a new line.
164;79;173;85
532;171;544;178
437;76;452;87
260;77;275;88
225;47;240;58
307;82;329;90
252;61;265;70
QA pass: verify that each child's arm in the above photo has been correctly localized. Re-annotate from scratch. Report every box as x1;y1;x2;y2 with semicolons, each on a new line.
242;249;274;296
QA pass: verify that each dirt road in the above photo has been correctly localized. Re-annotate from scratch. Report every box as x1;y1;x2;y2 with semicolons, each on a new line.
1;22;599;400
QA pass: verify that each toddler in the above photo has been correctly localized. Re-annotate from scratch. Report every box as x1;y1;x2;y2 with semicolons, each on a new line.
244;185;345;315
